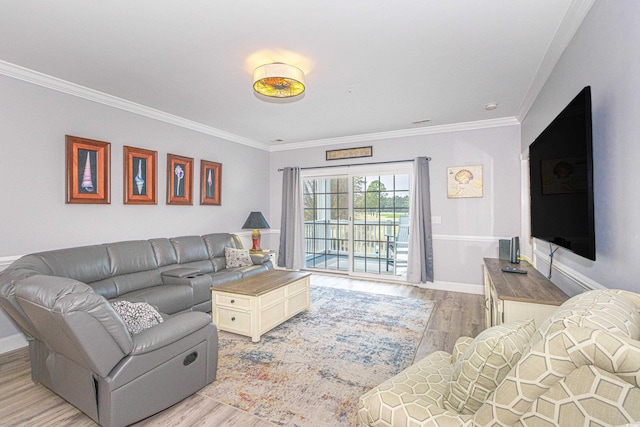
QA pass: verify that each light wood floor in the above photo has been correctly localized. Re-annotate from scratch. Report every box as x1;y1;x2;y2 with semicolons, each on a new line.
0;273;485;427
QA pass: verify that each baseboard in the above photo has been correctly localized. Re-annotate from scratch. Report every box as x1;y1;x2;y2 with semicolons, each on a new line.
0;333;28;354
417;280;484;295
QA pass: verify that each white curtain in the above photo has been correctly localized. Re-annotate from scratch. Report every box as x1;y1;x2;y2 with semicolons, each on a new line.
407;157;434;284
278;167;305;270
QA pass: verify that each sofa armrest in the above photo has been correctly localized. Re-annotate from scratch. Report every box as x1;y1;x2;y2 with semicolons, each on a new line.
250;253;271;265
131;311;213;355
358;350;474;427
161;267;200;278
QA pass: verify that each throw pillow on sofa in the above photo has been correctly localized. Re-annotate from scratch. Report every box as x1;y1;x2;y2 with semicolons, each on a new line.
444;319;535;414
111;301;164;335
225;247;253;268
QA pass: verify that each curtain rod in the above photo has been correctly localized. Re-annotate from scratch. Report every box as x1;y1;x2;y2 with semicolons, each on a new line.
277;157;431;172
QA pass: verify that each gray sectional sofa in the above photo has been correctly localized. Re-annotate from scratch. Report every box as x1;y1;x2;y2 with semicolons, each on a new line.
0;232;273;427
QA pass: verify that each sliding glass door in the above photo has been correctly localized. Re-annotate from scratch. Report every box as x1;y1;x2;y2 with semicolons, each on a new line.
303;177;349;272
303;169;410;278
352;174;410;276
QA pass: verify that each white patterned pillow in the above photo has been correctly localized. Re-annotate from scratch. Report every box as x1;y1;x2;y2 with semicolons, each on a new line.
111;301;164;335
444;319;535;414
224;247;253;268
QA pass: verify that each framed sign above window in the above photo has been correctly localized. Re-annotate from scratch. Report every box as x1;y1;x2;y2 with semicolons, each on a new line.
326;146;372;161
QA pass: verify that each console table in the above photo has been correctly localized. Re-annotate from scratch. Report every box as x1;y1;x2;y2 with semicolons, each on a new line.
483;258;569;328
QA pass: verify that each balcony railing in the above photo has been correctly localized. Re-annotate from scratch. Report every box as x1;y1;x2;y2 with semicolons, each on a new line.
304;218;407;275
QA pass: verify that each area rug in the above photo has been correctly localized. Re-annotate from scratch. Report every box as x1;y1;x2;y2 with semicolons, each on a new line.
200;285;434;426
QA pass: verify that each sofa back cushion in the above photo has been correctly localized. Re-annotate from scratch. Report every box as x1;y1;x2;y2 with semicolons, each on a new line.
530;289;640;348
106;241;158;275
170;236;209;264
15;275;133;377
149;238;178;267
444;319;535;414
91;270;163;299
202;233;242;271
36;245;111;283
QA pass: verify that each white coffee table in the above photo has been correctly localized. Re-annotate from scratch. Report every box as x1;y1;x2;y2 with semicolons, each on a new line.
210;270;311;342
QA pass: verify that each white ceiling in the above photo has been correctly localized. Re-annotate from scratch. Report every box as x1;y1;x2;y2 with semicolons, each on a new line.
0;1;593;150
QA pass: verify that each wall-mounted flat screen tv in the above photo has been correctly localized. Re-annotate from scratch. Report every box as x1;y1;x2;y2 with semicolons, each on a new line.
529;86;595;260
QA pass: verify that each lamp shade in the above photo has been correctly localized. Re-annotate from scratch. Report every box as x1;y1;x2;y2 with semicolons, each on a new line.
242;212;270;229
253;63;305;98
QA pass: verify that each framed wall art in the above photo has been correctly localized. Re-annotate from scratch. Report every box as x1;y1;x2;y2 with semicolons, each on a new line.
124;146;157;205
326;146;372;161
65;135;111;204
447;165;483;198
167;153;193;205
200;160;222;205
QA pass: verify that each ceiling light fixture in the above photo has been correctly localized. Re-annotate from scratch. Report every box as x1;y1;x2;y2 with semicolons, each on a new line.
253;63;305;98
485;102;498;111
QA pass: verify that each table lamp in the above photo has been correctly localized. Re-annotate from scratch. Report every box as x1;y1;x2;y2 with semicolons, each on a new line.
242;211;270;251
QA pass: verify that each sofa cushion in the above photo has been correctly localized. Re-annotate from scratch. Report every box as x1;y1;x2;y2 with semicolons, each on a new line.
36;245;111;283
202;233;240;257
444;319;535;414
530;289;640;348
105;240;158;275
111;300;164;335
149;238;178;267
170;236;209;264
118;284;193;315
225;247;253;268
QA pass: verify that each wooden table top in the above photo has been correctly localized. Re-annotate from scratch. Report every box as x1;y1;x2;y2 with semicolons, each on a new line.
211;269;311;297
484;258;569;306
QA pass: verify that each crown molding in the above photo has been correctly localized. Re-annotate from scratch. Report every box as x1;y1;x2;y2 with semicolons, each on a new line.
517;0;596;122
269;117;520;152
0;60;270;151
0;59;521;153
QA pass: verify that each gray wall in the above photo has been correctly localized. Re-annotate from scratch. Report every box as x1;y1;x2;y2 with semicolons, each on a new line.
270;124;522;289
0;75;271;340
520;2;640;293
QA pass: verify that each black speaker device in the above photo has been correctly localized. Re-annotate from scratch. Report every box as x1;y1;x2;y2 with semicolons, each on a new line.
510;236;520;264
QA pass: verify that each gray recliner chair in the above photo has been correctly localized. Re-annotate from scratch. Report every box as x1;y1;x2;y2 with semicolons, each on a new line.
15;275;218;427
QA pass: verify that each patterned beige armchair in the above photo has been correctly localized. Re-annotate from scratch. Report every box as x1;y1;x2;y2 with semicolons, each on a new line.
358;289;640;426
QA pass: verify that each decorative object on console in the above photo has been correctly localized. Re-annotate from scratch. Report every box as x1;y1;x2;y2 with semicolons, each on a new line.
200;159;222;205
242;211;271;251
123;146;157;205
65;135;111;204
166;153;193;205
253;62;305;98
447;165;483;198
326;146;373;161
224;247;253;268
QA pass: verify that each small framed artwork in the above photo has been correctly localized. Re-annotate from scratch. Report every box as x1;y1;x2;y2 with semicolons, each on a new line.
65;135;111;204
167;153;193;205
124;146;157;205
200;160;222;205
326;146;372;161
447;165;483;198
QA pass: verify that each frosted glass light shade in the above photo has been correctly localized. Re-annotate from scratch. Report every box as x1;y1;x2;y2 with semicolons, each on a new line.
253;63;305;98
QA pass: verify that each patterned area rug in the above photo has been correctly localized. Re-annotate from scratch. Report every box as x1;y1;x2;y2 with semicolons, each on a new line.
200;285;434;426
